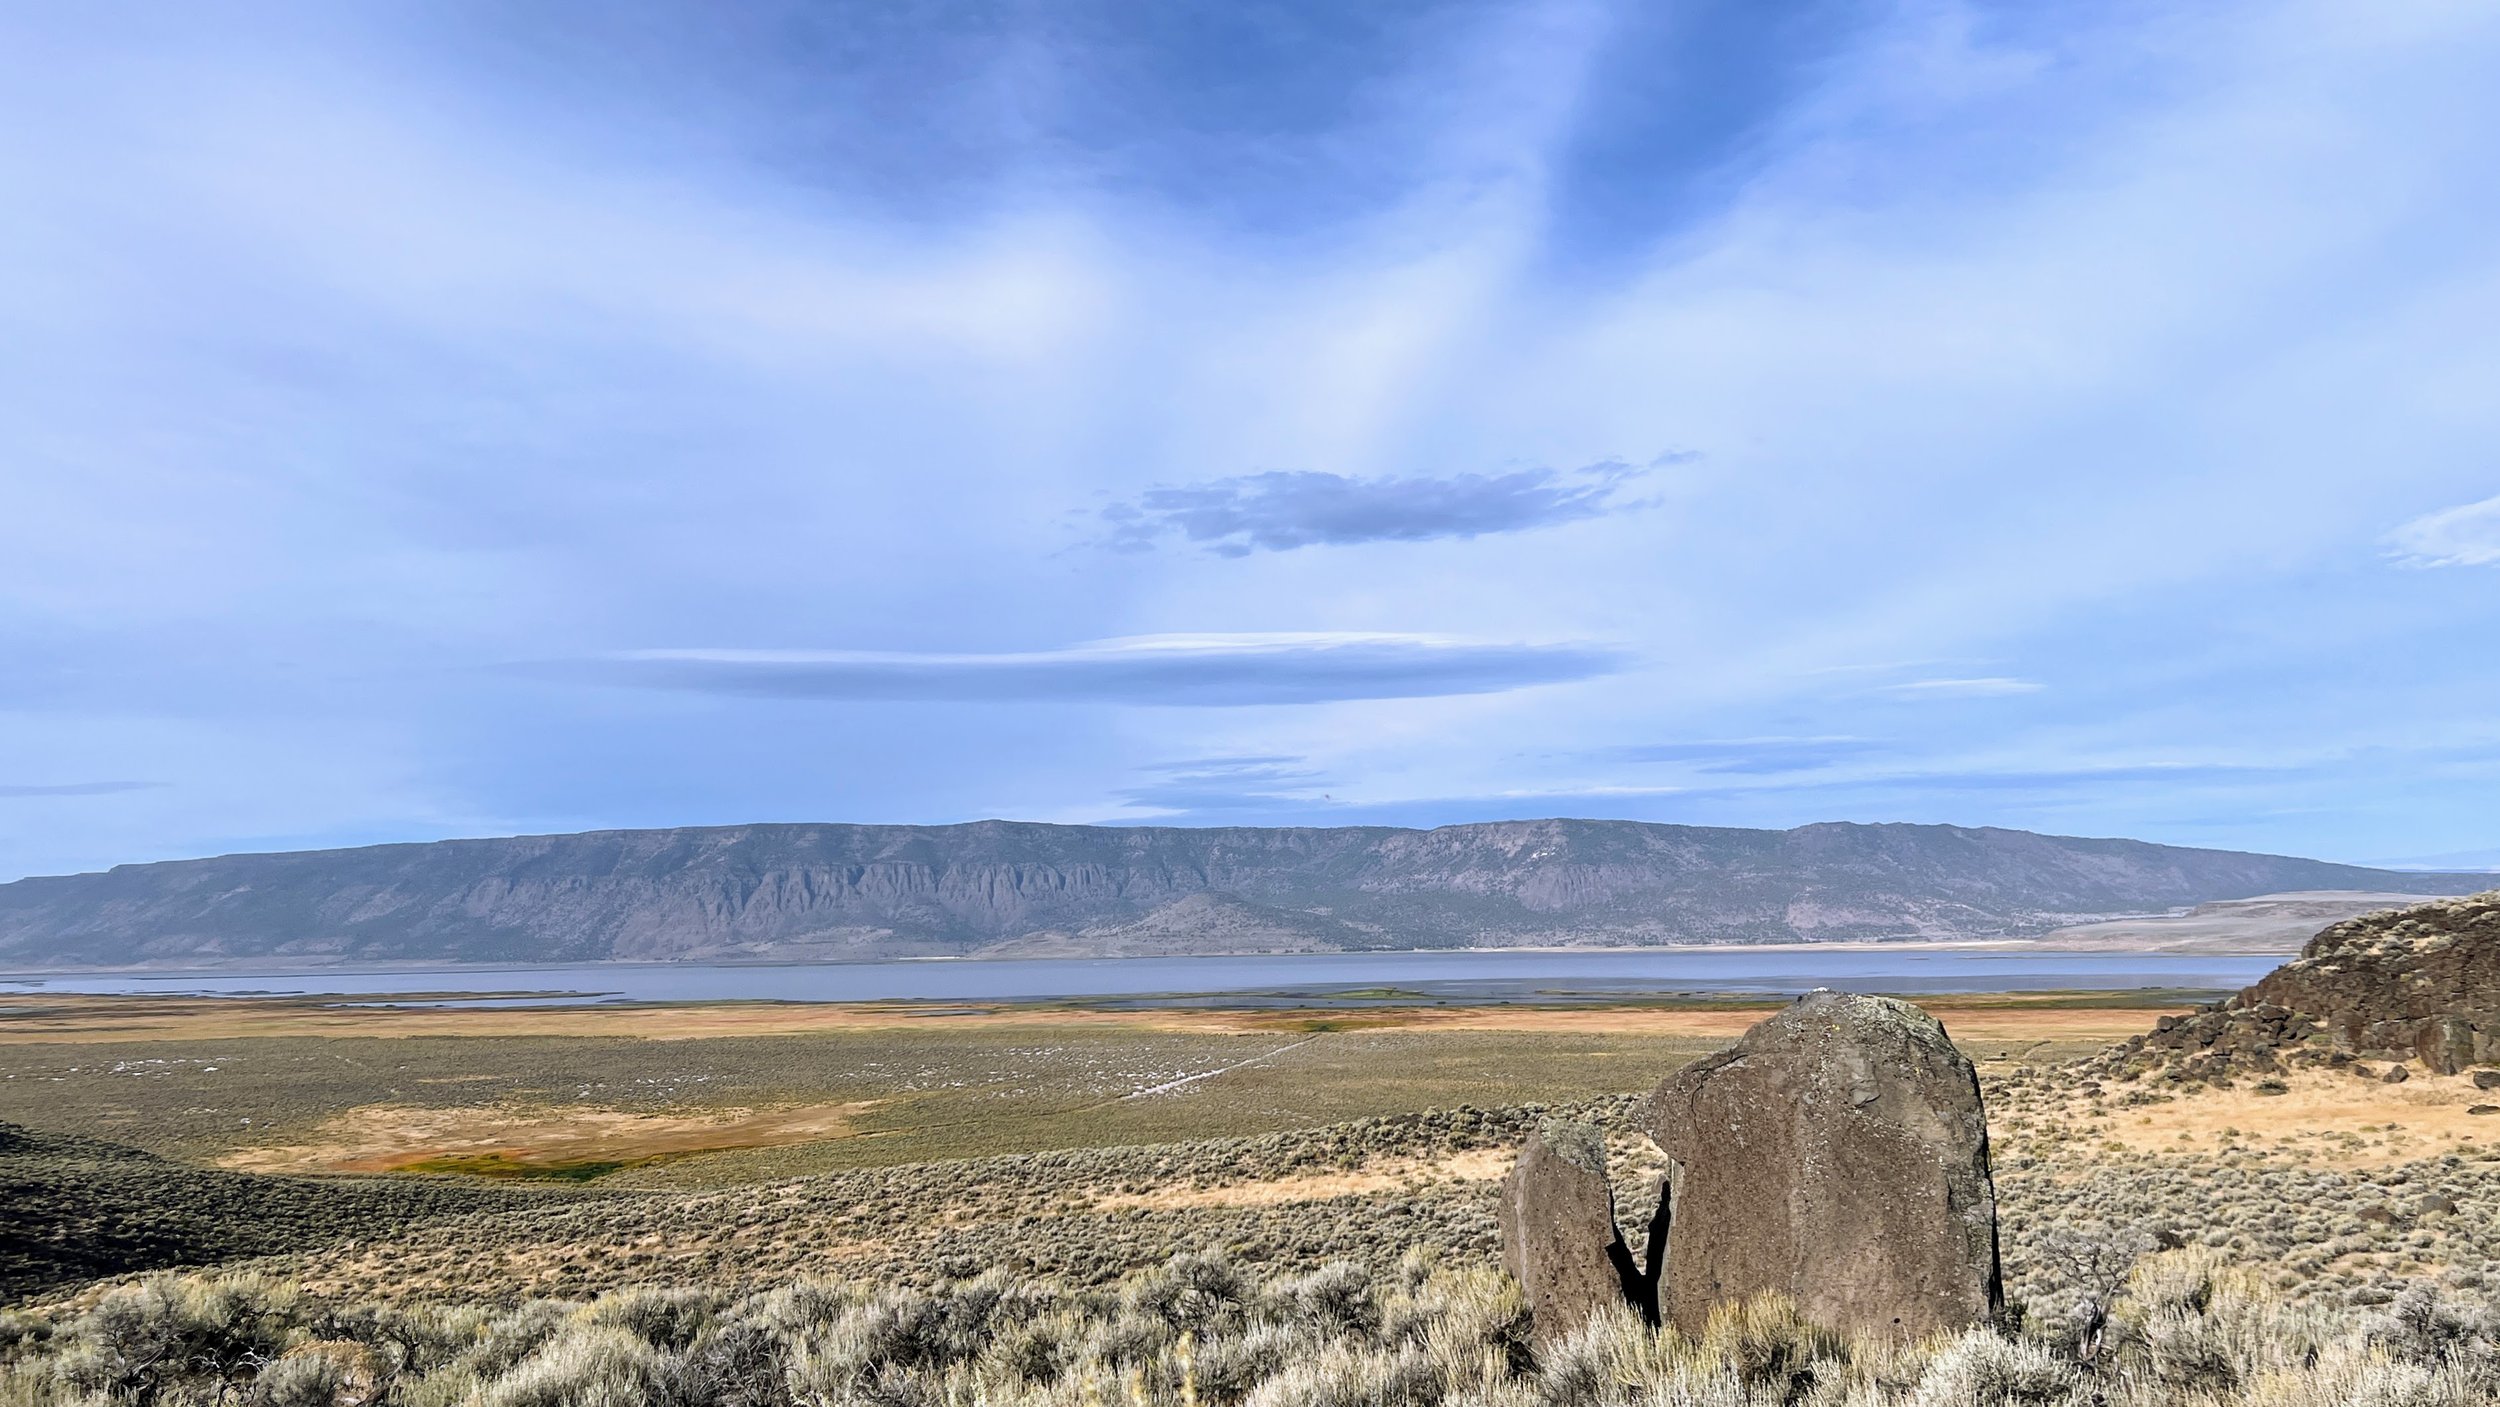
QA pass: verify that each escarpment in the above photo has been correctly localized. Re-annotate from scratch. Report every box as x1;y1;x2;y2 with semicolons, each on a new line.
5;818;2481;967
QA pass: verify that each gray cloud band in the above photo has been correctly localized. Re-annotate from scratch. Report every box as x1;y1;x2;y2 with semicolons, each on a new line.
1099;458;1675;555
0;781;166;799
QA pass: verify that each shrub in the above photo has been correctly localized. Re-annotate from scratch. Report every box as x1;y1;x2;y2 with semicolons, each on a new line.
475;1325;693;1407
1132;1252;1251;1336
1905;1332;2075;1407
582;1287;719;1353
1273;1264;1379;1338
60;1272;298;1404
249;1341;384;1407
8;1200;2500;1407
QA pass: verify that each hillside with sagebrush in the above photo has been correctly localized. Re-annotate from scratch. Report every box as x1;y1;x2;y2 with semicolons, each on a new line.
1;818;2484;968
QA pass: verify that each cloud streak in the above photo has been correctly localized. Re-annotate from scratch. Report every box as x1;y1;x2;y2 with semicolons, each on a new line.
1117;758;1327;813
1604;737;1884;774
1835;762;2282;794
0;782;165;800
2388;494;2500;568
581;633;1626;706
1098;459;1666;556
1875;678;2045;700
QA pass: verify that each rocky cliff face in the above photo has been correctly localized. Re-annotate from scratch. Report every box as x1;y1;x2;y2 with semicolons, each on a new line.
0;818;2484;968
2244;890;2500;1073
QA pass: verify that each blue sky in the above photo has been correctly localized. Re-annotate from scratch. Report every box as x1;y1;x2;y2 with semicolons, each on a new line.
4;0;2499;881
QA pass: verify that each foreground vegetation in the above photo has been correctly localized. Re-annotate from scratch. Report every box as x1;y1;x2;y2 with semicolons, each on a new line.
10;991;2498;1400
6;1246;2492;1407
211;1093;2500;1315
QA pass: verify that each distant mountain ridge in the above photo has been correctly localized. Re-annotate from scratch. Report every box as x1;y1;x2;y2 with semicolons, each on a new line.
3;819;2488;970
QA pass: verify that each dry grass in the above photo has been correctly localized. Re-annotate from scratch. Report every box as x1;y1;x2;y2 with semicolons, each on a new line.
0;993;1143;1043
1251;999;2185;1043
2078;1067;2500;1165
0;990;2187;1044
1091;1149;1516;1212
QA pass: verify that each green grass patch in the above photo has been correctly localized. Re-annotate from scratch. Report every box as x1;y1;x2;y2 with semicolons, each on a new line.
393;1152;662;1182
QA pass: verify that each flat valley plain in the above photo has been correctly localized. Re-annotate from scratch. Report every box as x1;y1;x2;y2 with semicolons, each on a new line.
0;991;2167;1185
10;985;2500;1339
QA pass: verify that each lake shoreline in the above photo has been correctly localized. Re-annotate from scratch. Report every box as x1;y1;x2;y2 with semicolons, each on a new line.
0;945;2281;1009
0;929;2277;983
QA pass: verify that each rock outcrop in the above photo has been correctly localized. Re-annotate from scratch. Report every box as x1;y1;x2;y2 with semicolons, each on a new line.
1635;991;2003;1340
1497;1120;1648;1341
2096;890;2500;1079
2242;890;2500;1074
2089;1003;2329;1085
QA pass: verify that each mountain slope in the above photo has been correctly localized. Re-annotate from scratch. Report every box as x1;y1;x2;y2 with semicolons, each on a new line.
0;819;2486;968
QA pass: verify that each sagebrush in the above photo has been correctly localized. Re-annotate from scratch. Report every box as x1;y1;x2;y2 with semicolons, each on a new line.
6;1247;2492;1407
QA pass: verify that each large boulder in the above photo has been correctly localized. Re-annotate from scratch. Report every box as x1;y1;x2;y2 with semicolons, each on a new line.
1635;990;2002;1340
1497;1119;1644;1341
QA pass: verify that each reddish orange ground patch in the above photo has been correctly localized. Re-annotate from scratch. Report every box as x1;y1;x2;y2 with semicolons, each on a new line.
217;1100;878;1177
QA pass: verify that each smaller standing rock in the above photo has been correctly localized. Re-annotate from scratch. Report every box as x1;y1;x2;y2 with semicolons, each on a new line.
2472;1070;2500;1090
1499;1119;1639;1342
2383;1064;2411;1085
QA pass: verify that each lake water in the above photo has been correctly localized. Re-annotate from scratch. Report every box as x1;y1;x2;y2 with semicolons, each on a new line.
0;947;2278;1007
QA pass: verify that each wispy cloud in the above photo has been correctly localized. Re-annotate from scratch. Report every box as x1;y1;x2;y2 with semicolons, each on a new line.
578;633;1627;706
1875;678;2045;700
1137;755;1306;775
1120;759;2289;828
2388;493;2500;568
1096;458;1673;556
1852;762;2280;793
1603;737;1883;774
0;781;165;800
1117;755;1329;813
1642;756;2285;797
